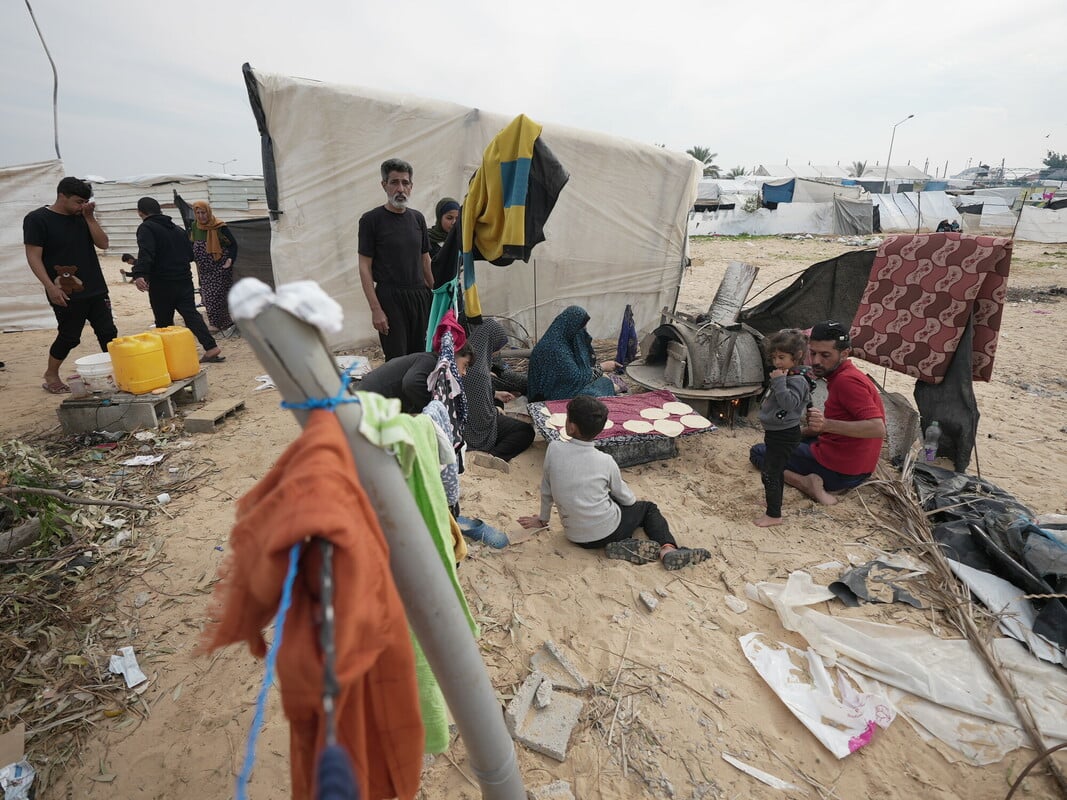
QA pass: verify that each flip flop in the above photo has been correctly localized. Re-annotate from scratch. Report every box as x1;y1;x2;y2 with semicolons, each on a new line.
605;538;661;565
662;547;711;571
42;380;71;394
199;354;226;364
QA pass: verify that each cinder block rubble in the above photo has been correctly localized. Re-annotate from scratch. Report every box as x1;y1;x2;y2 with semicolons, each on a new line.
505;671;582;762
529;640;590;693
527;780;575;800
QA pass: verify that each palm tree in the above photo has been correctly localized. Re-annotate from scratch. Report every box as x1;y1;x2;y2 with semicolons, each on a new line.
849;160;868;178
725;166;747;179
686;146;721;178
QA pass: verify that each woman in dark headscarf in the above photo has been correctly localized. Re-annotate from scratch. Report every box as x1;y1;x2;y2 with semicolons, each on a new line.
527;306;618;402
464;318;535;462
428;197;460;259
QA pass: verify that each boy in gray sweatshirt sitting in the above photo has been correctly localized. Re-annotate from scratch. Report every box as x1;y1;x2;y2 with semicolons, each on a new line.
518;395;711;570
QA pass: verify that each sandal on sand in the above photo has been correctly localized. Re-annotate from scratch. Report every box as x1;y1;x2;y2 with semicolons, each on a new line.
467;451;510;473
199;354;226;364
42;380;71;394
662;547;711;571
605;538;661;565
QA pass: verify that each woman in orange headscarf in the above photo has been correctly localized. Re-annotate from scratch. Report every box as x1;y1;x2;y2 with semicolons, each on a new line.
190;200;238;333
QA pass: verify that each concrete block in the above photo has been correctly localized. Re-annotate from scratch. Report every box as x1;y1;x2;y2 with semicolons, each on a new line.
529;640;590;693
639;591;659;612
184;399;246;433
505;672;582;762
58;395;174;434
172;371;209;405
56;373;209;434
527;780;575;800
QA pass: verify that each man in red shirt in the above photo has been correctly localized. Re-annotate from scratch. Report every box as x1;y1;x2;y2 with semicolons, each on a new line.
750;320;886;505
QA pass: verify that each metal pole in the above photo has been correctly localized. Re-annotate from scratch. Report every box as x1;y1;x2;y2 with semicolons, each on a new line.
881;114;914;194
24;0;61;159
237;303;526;800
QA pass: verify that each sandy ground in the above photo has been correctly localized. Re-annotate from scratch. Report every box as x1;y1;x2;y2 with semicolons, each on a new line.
2;239;1066;799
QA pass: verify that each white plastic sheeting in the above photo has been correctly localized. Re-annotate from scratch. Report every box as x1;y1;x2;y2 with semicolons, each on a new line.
872;192;962;232
0;159;64;331
1015;206;1067;243
791;179;863;203
976;196;1016;231
748;572;1067;765
249;70;699;347
689;203;837;236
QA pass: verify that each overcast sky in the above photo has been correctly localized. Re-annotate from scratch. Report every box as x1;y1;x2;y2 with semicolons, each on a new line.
3;0;1065;181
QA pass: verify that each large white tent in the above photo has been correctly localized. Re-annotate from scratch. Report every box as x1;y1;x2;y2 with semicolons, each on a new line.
1016;206;1067;243
245;68;700;347
872;191;961;232
0;159;64;331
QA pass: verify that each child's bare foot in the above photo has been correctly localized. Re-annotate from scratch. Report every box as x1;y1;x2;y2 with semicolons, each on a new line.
753;514;785;527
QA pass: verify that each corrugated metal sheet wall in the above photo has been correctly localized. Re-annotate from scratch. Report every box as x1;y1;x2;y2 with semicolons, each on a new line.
92;177;267;254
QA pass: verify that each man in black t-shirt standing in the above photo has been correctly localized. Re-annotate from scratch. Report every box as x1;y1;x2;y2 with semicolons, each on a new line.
24;177;119;394
131;197;223;363
357;158;433;361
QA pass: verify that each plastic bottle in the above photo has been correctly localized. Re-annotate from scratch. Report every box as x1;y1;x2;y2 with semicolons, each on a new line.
923;421;941;463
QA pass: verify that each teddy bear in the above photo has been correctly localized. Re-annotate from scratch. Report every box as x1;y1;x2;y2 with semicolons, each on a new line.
54;265;84;294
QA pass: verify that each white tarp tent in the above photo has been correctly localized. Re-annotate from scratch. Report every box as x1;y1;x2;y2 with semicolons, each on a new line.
792;179;864;203
247;69;699;346
689;203;834;236
1016;206;1067;243
1;159;64;331
977;196;1016;230
872;191;961;232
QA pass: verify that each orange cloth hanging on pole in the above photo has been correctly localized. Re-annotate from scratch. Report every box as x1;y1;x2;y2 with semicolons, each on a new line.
203;409;423;800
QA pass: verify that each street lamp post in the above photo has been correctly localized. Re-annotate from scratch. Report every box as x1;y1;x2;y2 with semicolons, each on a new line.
881;115;914;194
208;159;237;174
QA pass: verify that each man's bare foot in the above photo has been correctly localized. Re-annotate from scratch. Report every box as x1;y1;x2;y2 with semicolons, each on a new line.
785;470;839;505
753;514;785;527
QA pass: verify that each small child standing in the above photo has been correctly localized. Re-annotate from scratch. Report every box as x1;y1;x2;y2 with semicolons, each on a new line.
754;329;815;527
518;395;711;570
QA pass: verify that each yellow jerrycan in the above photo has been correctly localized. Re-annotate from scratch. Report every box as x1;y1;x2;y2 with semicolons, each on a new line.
108;332;172;395
154;326;200;380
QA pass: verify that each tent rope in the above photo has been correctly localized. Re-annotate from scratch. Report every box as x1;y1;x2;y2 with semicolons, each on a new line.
281;363;363;411
236;542;302;799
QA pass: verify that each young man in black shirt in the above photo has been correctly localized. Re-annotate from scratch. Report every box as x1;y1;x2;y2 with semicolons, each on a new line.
131;197;223;363
357;158;433;360
24;177;118;394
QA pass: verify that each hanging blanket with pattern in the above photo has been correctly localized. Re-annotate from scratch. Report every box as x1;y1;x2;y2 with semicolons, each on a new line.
849;232;1012;384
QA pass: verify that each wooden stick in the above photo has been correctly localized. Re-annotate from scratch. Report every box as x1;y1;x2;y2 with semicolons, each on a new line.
605;623;634;747
1;486;152;511
0;518;41;556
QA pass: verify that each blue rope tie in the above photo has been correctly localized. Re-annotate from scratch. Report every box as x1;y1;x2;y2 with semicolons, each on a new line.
236;542;302;800
282;364;363;411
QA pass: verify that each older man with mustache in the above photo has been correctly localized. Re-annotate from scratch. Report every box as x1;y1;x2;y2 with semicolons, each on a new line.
357;158;434;361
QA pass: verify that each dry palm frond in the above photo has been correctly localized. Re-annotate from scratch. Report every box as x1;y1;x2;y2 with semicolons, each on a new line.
864;452;1067;796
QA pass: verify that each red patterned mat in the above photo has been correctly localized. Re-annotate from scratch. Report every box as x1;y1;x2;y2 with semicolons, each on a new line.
529;389;718;442
850;232;1012;383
